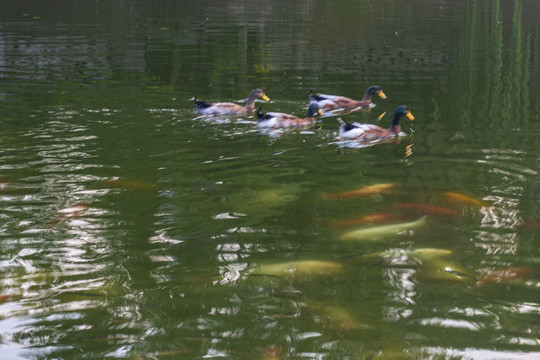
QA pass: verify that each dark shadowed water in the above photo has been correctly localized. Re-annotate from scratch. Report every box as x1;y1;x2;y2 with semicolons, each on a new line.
1;1;540;359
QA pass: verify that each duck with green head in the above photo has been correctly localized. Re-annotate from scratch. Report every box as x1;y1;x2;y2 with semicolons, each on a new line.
308;85;387;112
257;103;322;129
338;105;414;141
191;88;270;116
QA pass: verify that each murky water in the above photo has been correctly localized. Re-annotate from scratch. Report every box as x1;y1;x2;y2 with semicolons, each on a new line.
1;1;539;359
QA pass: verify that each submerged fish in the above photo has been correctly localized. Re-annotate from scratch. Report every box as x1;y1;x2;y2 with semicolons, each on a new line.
331;212;403;227
421;262;477;282
365;248;474;282
237;187;298;209
476;267;531;286
46;203;90;226
408;248;453;259
324;183;395;199
512;217;540;229
397;203;460;217
146;349;195;357
103;179;156;190
339;216;427;241
251;260;343;277
264;345;280;360
368;248;453;260
304;301;361;330
442;191;490;208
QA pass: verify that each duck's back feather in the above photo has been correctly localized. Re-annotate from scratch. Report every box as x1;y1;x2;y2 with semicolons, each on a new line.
339;123;383;139
310;93;366;111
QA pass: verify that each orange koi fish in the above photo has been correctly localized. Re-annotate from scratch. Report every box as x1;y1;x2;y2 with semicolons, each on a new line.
325;183;395;198
332;213;403;227
512;217;540;229
397;203;461;217
264;345;280;360
442;191;491;207
476;267;531;286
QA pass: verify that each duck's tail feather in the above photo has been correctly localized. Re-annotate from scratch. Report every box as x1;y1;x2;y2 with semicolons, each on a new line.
256;106;274;123
256;106;264;122
191;97;213;111
307;89;325;101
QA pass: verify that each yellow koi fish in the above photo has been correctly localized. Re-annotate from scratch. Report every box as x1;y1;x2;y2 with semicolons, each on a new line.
252;260;343;277
304;301;360;330
325;183;395;198
442;191;490;207
331;212;404;227
367;248;453;260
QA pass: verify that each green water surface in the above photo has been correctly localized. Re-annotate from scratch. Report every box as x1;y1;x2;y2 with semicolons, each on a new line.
1;1;539;359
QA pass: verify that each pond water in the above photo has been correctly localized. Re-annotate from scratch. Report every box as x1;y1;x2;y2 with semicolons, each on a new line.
1;0;540;359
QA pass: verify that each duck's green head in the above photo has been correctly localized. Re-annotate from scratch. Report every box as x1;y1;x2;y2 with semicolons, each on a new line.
366;85;387;99
307;103;323;117
394;105;414;121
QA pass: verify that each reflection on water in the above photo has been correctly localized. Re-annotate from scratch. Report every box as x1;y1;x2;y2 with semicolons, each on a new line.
1;0;540;359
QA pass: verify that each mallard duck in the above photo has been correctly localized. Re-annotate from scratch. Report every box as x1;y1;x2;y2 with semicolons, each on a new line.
257;103;322;129
338;105;414;141
191;88;270;116
308;85;387;111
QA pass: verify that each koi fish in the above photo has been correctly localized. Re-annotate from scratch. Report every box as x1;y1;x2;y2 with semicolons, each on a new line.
420;259;477;282
397;203;461;217
366;248;474;282
339;216;427;241
442;191;490;207
324;183;395;198
407;248;453;258
331;212;403;227
103;179;156;190
370;248;453;260
252;260;343;277
304;301;360;330
46;203;90;226
146;349;195;357
476;267;531;286
264;345;280;360
512;217;540;229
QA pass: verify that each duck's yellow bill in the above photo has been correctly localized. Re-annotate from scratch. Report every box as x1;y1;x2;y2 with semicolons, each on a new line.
406;112;415;121
317;109;323;116
262;94;270;101
378;91;387;99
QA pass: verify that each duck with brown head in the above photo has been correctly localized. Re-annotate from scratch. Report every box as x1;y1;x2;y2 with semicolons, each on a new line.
192;88;270;116
308;85;387;112
257;103;322;129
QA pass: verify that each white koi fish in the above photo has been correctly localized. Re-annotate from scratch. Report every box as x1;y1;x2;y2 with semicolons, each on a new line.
339;216;427;241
